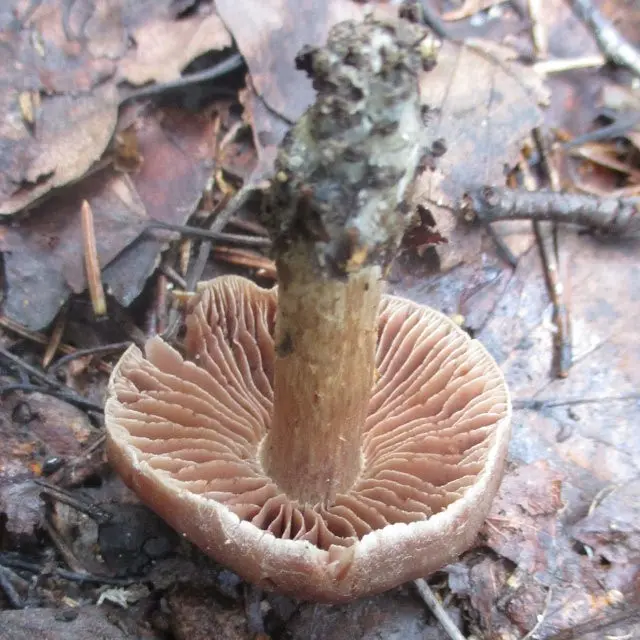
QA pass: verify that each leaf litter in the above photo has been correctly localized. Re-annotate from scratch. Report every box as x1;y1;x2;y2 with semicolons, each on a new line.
0;0;639;638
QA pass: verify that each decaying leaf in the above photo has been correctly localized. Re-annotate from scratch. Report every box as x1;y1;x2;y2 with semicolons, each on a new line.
0;0;229;218
442;0;506;22
413;39;547;270
0;479;45;539
572;481;640;582
0;86;119;216
0;172;147;329
0;103;218;329
118;10;232;86
216;0;363;123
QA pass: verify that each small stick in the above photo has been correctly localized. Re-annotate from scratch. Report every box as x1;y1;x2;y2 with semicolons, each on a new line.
567;0;640;77
119;53;244;104
153;273;168;335
485;223;518;267
528;0;548;58
227;216;269;237
513;392;640;410
462;187;640;234
0;554;136;586
47;341;131;375
42;518;86;574
417;0;451;39
0;345;65;390
47;434;108;489
35;479;112;524
522;586;554;640
414;578;467;640
0;315;111;374
212;246;277;279
534;54;605;74
562;112;640;150
145;220;271;247
533;128;572;378
159;263;188;290
0;383;104;413
80;200;107;318
42;307;67;369
0;565;24;609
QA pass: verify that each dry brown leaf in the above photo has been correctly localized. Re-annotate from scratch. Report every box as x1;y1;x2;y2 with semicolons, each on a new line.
118;11;232;86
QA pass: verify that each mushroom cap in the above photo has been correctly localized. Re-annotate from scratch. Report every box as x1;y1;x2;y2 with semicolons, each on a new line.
105;276;511;602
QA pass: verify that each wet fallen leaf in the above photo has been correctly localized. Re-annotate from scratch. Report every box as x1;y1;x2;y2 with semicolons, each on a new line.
0;172;147;329
286;589;453;640
0;479;45;540
482;460;565;581
0;86;119;216
118;10;232;86
413;39;547;270
102;105;218;308
443;0;505;22
168;585;251;640
0;0;229;217
0;104;218;328
572;480;640;590
216;0;363;124
0;607;128;640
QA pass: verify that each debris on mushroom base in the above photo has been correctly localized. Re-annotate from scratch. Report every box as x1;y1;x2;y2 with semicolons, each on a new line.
105;15;511;603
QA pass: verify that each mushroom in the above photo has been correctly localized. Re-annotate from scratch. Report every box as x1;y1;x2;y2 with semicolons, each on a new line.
105;17;511;603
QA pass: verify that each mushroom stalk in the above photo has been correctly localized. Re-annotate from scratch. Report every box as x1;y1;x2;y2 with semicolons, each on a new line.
261;18;437;504
266;257;381;503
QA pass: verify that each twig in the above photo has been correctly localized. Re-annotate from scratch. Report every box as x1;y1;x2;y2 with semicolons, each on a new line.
533;128;572;378
227;216;269;237
81;200;107;318
159;263;188;290
47;434;107;489
534;54;605;74
35;479;112;525
522;586;554;639
0;345;65;390
513;392;640;410
119;53;244;104
0;565;24;609
0;315;112;374
210;182;263;235
567;0;640;77
462;187;640;234
562;112;640;150
42;307;67;369
212;246;277;279
0;554;136;586
42;518;86;574
485;223;518;267
47;342;132;375
416;1;451;39
161;237;213;341
0;383;104;413
544;605;640;640
145;220;271;247
528;0;548;58
414;578;467;640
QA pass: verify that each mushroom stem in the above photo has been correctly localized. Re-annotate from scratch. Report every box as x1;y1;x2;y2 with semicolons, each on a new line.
264;257;381;504
259;17;438;505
